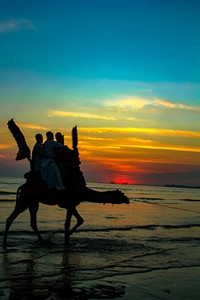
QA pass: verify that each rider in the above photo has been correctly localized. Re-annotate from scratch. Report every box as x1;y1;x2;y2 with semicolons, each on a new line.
32;133;45;172
42;131;66;191
55;132;64;145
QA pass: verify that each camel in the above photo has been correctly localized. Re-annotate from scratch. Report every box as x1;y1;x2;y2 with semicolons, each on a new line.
3;119;130;247
3;175;129;247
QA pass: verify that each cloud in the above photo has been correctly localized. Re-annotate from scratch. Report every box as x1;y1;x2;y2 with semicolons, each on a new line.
104;96;151;110
48;110;115;121
0;144;11;150
125;116;147;122
0;19;37;33
18;122;48;130
104;96;200;112
120;144;200;153
154;99;200;111
77;127;200;138
76;126;200;155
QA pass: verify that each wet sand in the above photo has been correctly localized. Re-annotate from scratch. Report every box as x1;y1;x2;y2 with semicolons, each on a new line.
0;234;200;300
1;182;200;299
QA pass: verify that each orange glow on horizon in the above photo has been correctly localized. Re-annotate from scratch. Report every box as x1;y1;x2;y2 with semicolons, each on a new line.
110;174;134;185
1;119;199;185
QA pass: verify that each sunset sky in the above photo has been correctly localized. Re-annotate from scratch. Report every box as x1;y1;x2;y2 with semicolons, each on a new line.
0;0;199;185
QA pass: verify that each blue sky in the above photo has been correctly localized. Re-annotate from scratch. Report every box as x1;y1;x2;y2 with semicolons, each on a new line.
0;0;199;184
1;0;199;82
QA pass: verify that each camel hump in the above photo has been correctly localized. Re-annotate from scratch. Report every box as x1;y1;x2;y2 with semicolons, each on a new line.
57;126;86;191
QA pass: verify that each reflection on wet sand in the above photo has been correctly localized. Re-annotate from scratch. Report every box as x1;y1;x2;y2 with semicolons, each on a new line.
1;239;125;299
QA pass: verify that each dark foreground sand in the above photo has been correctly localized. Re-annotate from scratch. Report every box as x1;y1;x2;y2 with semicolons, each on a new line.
1;263;200;299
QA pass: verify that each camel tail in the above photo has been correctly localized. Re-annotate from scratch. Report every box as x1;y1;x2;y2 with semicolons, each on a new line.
16;184;23;202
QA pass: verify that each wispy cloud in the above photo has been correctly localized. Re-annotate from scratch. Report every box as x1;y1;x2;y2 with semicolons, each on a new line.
104;96;200;112
154;99;200;111
0;144;11;150
120;144;200;153
0;19;37;33
77;127;200;138
18;122;48;130
104;96;151;110
48;110;115;121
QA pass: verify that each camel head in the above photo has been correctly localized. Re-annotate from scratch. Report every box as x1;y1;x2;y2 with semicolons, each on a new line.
110;189;130;204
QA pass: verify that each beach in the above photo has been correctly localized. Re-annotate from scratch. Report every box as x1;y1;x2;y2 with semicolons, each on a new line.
0;177;200;299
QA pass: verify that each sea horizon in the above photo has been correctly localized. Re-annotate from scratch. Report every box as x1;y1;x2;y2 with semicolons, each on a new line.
0;175;199;188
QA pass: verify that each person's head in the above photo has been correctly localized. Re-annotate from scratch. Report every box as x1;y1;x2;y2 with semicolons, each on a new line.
55;132;64;144
46;131;54;140
35;133;43;144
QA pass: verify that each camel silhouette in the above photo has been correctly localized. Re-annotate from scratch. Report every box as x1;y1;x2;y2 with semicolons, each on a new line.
3;120;129;247
3;178;129;247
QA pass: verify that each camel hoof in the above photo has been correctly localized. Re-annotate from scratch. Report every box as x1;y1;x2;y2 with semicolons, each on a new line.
68;229;73;236
36;237;43;243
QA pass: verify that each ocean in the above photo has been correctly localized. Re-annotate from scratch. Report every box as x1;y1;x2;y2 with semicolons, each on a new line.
0;176;200;299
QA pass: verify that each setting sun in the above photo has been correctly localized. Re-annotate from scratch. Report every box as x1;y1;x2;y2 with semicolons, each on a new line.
110;175;134;185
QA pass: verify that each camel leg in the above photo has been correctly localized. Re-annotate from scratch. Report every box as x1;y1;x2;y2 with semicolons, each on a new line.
68;208;84;236
29;204;42;240
65;207;84;243
3;207;24;248
65;209;73;244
